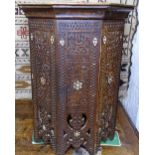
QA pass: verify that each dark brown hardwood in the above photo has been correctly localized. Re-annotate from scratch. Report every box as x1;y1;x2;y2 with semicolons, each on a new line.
19;3;134;155
15;100;139;155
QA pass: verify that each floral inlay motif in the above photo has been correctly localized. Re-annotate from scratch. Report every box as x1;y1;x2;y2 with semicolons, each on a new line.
73;80;83;91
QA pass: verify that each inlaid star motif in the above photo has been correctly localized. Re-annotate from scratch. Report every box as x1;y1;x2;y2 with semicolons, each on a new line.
73;80;83;91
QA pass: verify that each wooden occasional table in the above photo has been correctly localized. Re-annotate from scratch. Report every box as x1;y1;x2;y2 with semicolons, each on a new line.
19;2;134;155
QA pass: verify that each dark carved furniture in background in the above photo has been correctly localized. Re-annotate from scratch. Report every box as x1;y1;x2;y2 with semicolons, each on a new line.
19;3;133;155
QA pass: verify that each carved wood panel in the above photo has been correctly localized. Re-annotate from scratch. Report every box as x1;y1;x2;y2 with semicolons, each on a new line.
98;21;124;141
29;19;57;150
55;20;102;155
